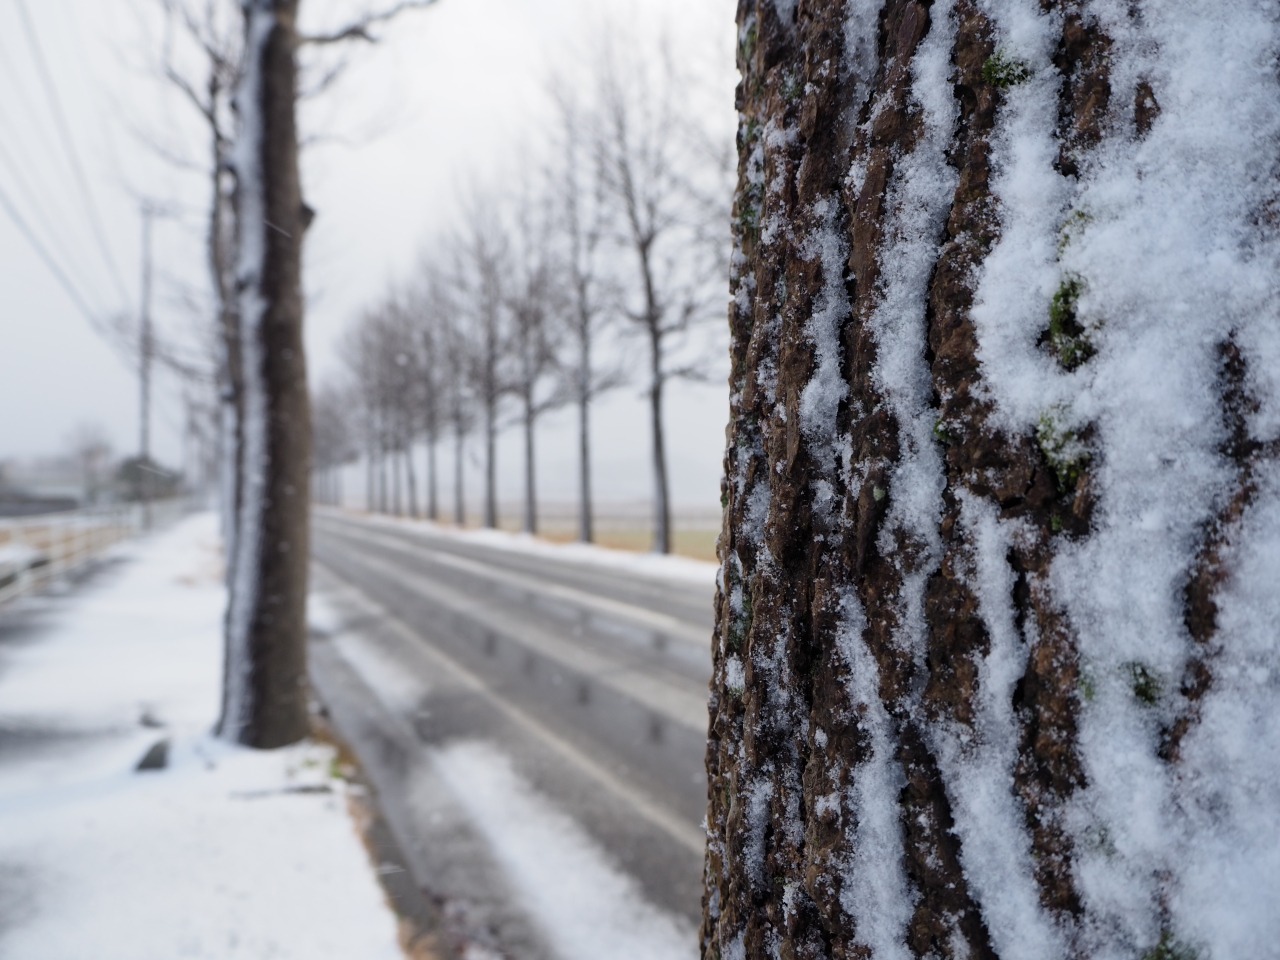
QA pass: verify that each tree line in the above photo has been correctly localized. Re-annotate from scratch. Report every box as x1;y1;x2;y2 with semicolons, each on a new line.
313;34;732;553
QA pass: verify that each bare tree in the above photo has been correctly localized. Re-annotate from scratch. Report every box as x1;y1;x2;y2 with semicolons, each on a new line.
504;184;569;535
155;0;243;559
219;0;436;748
590;30;731;553
407;265;450;522
547;86;627;543
382;291;424;518
438;284;478;527
450;199;511;530
219;0;312;748
312;380;355;506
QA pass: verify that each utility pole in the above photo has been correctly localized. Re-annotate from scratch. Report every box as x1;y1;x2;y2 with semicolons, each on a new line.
139;204;154;529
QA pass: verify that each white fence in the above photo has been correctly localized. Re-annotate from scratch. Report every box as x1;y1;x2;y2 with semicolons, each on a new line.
0;499;189;608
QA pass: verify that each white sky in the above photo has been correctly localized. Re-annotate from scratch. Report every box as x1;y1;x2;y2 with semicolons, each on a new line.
0;0;737;509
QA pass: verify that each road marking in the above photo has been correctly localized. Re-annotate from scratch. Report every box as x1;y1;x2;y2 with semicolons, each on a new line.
316;514;712;648
314;565;708;858
318;542;708;730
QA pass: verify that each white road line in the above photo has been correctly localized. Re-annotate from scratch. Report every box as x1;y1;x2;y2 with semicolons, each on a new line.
319;543;708;731
314;566;708;858
316;516;711;648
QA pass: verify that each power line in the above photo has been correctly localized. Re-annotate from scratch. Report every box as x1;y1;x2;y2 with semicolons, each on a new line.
15;0;132;310
0;29;101;298
0;179;126;355
0;130;98;307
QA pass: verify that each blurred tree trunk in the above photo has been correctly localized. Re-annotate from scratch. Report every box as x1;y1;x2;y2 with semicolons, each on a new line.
218;0;310;750
425;434;439;521
704;2;1123;957
453;417;466;525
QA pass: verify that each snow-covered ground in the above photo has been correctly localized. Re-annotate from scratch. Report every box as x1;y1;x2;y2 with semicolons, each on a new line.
0;513;404;960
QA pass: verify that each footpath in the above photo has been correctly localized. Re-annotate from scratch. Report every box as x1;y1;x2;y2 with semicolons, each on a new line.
0;513;406;960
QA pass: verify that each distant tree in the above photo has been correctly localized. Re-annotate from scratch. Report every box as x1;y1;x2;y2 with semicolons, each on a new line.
153;0;244;555
381;292;424;518
450;200;511;530
437;279;478;526
590;30;731;553
546;86;627;543
407;265;451;522
311;381;356;505
505;184;568;535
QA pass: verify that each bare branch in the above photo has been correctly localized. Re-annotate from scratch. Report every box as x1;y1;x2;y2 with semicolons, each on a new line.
299;0;437;46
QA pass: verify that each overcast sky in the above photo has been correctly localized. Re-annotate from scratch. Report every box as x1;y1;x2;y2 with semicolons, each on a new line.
0;0;737;510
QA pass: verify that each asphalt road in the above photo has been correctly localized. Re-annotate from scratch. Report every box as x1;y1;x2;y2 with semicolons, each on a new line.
309;509;716;958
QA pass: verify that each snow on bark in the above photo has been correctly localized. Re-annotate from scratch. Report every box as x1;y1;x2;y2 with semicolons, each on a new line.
964;0;1280;955
831;599;912;960
223;6;274;741
1052;2;1280;955
708;0;1280;957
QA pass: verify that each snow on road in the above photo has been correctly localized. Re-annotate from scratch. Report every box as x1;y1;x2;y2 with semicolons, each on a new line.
0;513;403;960
433;741;697;960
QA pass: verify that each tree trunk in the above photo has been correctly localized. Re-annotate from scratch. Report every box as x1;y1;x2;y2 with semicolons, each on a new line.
483;398;497;529
453;417;466;526
523;397;536;535
219;0;310;750
648;331;671;554
704;3;1280;960
577;385;592;544
378;447;389;513
405;440;419;519
426;434;438;521
392;444;403;516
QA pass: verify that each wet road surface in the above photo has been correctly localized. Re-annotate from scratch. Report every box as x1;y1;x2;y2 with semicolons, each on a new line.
309;509;716;958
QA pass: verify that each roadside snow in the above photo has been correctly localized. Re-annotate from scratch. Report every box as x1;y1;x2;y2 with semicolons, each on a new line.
333;507;718;587
0;513;403;960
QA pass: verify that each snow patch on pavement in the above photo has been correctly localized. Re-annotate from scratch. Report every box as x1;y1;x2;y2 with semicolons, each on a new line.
433;740;696;960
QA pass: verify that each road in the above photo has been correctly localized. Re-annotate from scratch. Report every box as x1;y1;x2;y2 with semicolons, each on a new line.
309;509;716;958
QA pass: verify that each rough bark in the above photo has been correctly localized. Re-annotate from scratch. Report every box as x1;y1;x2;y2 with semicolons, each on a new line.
704;1;1112;955
219;0;310;750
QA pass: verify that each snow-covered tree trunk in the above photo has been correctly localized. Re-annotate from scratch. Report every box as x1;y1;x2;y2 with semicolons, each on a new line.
703;3;1280;959
219;0;311;750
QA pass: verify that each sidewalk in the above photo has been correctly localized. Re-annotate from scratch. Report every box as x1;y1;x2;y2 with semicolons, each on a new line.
0;513;405;960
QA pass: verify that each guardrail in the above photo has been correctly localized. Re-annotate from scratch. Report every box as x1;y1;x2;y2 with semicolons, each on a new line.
0;499;190;608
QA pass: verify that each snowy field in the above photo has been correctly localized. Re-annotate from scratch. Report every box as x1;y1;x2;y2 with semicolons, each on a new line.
0;513;403;960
